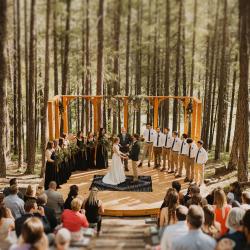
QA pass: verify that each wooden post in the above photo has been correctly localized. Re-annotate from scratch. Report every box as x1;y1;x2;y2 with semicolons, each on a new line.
196;102;202;140
92;97;99;132
48;101;53;140
153;97;159;129
62;96;68;134
183;97;189;134
191;100;197;140
54;98;60;139
123;97;128;131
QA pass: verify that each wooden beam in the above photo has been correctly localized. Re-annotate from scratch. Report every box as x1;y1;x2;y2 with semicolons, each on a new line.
54;98;60;139
196;102;202;140
191;101;197;140
123;97;128;131
48;101;53;140
62;96;68;134
183;97;189;134
92;98;99;132
153;97;159;129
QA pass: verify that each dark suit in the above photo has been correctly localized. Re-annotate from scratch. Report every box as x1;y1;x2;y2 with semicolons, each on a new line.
41;205;57;232
128;140;140;181
118;133;131;169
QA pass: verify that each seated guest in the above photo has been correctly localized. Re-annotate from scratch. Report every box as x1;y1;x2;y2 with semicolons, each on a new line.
37;193;57;232
0;206;16;250
241;192;250;211
36;186;45;197
15;199;51;237
172;181;184;205
3;184;25;219
160;205;188;250
202;205;221;239
220;207;246;250
159;189;178;227
45;181;64;223
83;187;104;234
242;210;250;250
187;193;208;208
54;228;71;250
61;198;89;242
214;188;231;236
183;184;200;206
172;205;216;250
24;185;37;202
64;185;79;210
10;217;48;250
3;178;24;200
228;182;242;204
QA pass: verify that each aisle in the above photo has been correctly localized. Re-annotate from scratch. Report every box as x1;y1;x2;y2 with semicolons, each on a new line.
89;217;150;250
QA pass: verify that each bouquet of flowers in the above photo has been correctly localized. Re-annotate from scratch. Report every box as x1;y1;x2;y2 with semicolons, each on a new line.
54;150;65;172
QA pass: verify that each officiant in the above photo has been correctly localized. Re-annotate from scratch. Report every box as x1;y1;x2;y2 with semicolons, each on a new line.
118;127;132;171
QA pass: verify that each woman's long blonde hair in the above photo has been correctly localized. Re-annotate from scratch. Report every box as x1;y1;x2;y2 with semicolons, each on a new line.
88;187;99;205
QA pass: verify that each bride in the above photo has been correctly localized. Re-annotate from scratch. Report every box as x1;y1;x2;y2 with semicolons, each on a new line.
102;137;127;185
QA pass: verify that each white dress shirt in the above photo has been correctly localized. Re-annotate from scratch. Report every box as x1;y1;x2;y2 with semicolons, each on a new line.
163;133;173;148
195;147;208;164
160;221;188;250
171;137;182;152
179;140;189;155
153;132;164;147
143;128;155;143
187;143;198;158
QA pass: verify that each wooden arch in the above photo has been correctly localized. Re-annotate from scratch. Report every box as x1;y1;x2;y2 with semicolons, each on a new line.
47;95;202;141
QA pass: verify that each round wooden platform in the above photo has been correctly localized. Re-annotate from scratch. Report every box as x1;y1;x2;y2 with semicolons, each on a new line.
60;162;189;217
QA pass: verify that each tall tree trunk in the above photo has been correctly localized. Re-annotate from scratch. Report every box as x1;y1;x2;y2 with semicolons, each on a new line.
215;0;228;160
226;54;237;152
81;1;85;132
16;0;23;168
61;0;71;95
40;0;51;178
53;0;58;95
172;0;182;131
0;0;7;178
26;0;36;174
182;3;187;97
96;0;104;129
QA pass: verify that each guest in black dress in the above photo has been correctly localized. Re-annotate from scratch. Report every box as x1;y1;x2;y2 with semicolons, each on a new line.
87;132;96;169
64;185;79;209
76;131;88;171
44;141;57;190
83;187;104;234
96;128;109;169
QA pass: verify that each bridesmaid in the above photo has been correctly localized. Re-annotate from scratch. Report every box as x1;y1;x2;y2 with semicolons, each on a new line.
87;132;96;169
44;141;57;190
96;128;109;169
76;131;88;171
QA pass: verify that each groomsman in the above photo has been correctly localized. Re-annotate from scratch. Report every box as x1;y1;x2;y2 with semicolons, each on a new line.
161;128;173;172
176;133;188;178
138;123;155;167
118;127;132;171
153;127;164;169
194;140;208;186
185;138;198;183
169;131;181;173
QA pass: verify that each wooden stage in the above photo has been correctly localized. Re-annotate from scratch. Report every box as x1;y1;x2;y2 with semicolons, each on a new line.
60;162;189;217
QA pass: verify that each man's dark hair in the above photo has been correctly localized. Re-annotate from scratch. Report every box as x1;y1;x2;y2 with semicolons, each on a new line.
172;181;181;193
24;200;37;213
133;134;139;140
243;209;250;231
164;128;170;131
146;123;152;126
186;138;193;144
9;185;18;195
190;184;200;195
187;205;204;229
9;178;17;186
182;133;188;139
176;205;188;221
198;140;204;145
173;131;178;136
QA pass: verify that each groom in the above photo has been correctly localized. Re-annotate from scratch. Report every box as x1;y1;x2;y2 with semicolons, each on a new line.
128;134;141;182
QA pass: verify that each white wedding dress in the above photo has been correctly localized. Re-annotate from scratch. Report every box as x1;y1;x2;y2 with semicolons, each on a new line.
102;144;126;185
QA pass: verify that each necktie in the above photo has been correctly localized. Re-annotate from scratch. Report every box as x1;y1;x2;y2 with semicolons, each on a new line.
157;133;160;146
188;145;191;157
196;149;201;162
172;139;176;149
148;129;150;142
165;134;168;147
180;141;184;154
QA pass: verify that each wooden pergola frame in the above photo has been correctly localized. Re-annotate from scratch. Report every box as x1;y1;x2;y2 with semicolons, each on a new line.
47;95;202;141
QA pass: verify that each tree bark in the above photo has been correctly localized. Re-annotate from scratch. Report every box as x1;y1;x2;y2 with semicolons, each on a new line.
53;0;58;95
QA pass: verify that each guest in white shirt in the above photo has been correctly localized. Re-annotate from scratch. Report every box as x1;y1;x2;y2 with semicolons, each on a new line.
172;205;216;250
186;138;198;183
138;123;155;167
153;127;164;169
176;133;189;178
194;140;208;186
161;128;173;172
160;205;188;250
169;131;181;174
